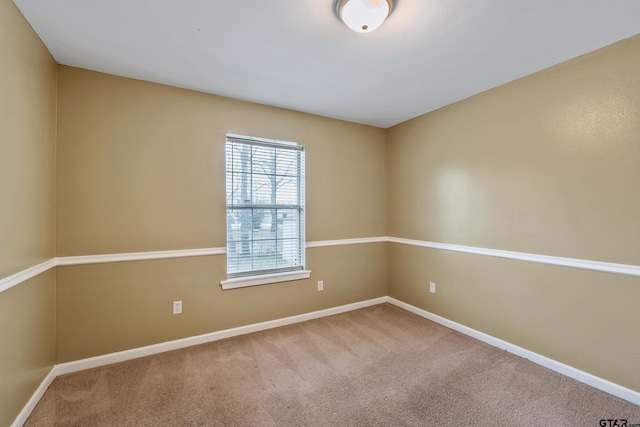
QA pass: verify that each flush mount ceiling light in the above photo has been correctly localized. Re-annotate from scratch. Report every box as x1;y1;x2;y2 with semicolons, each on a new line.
335;0;395;33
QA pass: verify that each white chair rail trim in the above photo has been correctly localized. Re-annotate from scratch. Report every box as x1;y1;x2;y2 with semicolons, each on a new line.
0;238;388;294
387;237;640;277
2;236;639;294
55;247;227;266
0;259;57;294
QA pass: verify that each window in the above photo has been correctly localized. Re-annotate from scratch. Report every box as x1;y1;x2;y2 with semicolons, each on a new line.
221;134;309;289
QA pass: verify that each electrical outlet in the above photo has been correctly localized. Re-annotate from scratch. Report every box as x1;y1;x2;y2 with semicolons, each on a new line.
429;282;436;294
173;300;182;315
318;280;324;291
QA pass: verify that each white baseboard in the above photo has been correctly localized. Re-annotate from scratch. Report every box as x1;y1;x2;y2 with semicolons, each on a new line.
10;367;56;427
14;297;385;426
386;296;640;406
56;296;387;376
14;294;639;427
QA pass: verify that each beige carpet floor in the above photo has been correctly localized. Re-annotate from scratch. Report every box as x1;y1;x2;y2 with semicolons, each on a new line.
25;303;640;426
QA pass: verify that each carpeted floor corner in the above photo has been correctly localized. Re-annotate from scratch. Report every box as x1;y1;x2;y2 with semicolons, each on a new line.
25;304;640;426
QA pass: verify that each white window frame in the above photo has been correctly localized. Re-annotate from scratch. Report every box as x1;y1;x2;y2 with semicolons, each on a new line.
220;134;310;290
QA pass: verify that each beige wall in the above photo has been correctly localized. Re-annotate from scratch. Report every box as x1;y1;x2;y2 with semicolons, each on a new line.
0;272;56;427
56;244;387;362
55;66;387;361
0;0;57;277
3;7;640;421
0;0;57;424
387;35;640;391
56;66;387;255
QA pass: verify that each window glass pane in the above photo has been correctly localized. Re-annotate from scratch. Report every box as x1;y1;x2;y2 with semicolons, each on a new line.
275;150;298;176
251;174;273;204
225;136;305;278
251;145;275;174
228;172;249;205
276;180;298;205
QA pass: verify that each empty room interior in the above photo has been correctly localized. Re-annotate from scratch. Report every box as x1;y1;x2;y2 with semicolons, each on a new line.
2;0;640;425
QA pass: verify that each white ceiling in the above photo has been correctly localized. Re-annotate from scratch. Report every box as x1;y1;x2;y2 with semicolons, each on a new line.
13;0;640;128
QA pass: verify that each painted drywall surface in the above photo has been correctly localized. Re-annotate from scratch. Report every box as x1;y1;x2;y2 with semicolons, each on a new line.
386;35;640;391
0;0;57;424
55;244;387;363
388;35;640;266
56;66;387;255
387;244;640;391
0;271;55;426
0;0;57;278
55;67;387;361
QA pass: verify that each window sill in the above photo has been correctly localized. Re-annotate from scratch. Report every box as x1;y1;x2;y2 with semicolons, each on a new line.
220;270;311;290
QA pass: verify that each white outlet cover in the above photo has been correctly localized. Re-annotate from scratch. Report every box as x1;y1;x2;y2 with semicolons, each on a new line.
429;282;436;293
173;300;182;314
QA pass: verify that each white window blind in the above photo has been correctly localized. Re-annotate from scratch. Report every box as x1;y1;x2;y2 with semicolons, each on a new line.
225;134;305;278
